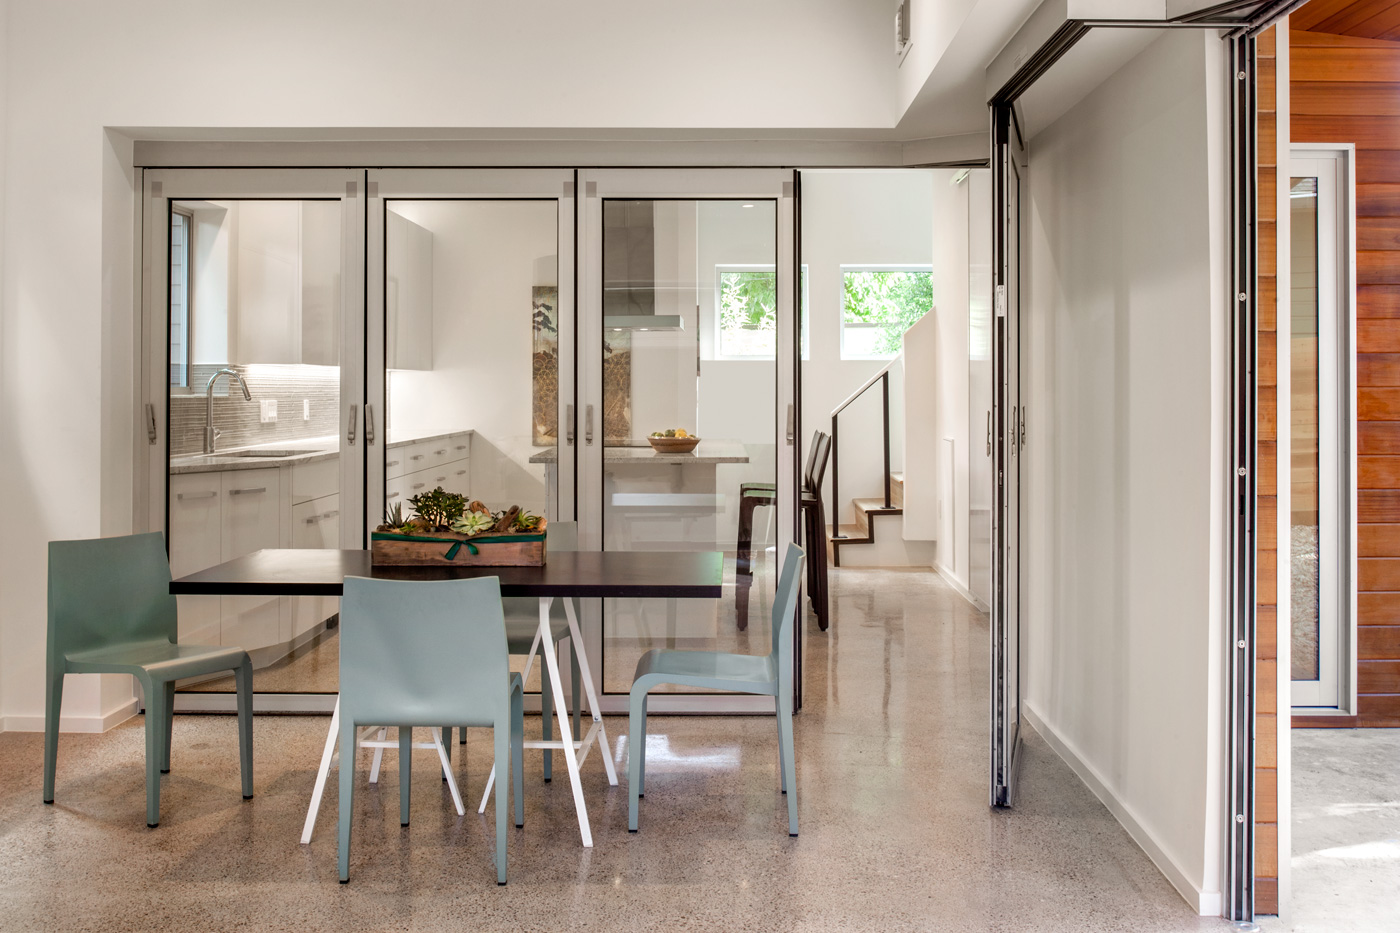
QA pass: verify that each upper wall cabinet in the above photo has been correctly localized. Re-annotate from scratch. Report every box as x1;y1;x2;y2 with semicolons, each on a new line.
229;200;342;366
386;209;434;371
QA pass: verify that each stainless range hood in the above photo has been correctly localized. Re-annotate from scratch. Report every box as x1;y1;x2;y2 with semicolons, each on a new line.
603;200;684;331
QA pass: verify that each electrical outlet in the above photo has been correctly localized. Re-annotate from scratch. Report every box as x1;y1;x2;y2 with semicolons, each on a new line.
303;399;311;421
260;399;278;423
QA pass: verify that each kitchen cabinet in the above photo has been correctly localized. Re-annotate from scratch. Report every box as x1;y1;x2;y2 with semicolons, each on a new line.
385;434;471;509
386;210;433;371
231;200;341;366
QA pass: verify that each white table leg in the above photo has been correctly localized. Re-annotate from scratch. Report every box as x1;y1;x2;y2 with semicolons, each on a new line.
538;596;592;846
563;597;618;786
301;697;340;845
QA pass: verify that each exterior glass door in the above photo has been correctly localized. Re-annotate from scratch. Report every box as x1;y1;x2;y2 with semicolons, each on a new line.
991;107;1026;806
578;170;799;712
142;168;365;711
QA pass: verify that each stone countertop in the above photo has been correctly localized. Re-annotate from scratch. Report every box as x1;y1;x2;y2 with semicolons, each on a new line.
170;429;474;474
529;439;749;465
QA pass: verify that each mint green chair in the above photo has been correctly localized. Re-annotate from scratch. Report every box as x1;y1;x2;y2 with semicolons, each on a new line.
44;532;253;827
628;542;805;836
338;575;523;885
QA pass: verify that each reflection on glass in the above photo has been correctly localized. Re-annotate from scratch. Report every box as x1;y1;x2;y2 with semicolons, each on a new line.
166;199;344;694
601;199;778;693
1291;176;1321;682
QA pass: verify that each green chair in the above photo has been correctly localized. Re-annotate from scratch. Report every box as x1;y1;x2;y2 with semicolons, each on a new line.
44;532;253;827
628;542;805;836
338;575;523;885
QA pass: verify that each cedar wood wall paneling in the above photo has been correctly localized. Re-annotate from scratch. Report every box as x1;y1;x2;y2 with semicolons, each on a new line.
1255;26;1280;915
1294;25;1400;728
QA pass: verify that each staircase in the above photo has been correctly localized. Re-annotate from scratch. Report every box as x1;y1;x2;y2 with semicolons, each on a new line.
829;473;931;567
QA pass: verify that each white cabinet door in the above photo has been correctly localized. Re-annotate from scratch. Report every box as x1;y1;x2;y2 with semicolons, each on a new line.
168;473;223;645
219;468;283;651
290;493;340;639
386;210;433;370
300;201;342;366
234;201;302;364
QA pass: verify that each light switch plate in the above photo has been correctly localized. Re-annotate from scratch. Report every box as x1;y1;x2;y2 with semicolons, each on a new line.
260;399;278;423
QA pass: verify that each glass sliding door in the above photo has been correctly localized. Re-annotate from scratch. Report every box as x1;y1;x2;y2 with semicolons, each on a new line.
365;170;576;701
579;170;799;712
141;169;365;710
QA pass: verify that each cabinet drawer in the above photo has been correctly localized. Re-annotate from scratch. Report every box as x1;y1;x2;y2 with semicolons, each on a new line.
220;468;282;559
168;473;223;578
401;465;451;499
291;457;339;504
292;493;340;549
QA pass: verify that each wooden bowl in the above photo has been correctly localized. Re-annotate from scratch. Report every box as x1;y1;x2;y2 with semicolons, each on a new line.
647;436;701;454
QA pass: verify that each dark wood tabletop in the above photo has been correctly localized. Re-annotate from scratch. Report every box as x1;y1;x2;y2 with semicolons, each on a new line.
170;549;725;599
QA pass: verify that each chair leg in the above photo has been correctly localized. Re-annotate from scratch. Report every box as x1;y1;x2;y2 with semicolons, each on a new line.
637;694;648;797
144;677;165;828
162;681;176;773
812;499;831;632
235;655;254;799
511;690;524;829
399;728;412;826
441;726;452;778
43;668;64;804
627;686;647;832
777;694;798;836
494;713;513;884
541;662;553;783
338;715;357;882
571;643;582;738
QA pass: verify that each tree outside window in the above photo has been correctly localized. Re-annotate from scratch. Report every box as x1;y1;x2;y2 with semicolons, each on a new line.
716;265;808;359
841;268;933;359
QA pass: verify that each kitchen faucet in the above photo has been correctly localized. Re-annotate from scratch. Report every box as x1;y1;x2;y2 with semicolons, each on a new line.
205;368;253;454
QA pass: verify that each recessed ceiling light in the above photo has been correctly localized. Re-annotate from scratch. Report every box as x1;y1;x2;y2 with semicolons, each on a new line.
743;203;755;208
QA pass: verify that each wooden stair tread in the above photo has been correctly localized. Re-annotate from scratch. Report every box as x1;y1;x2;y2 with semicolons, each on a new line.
829;524;872;546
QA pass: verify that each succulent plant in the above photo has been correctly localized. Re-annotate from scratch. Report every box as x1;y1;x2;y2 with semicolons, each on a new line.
408;487;468;529
452;512;495;537
514;510;543;532
384;501;405;529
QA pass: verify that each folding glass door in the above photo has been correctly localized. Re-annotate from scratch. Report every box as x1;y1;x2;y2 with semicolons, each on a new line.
578;170;800;712
991;107;1026;806
142;169;365;711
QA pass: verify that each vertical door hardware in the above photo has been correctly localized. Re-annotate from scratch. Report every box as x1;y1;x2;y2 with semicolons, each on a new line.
995;284;1007;318
1010;407;1018;457
986;411;992;456
585;405;595;446
347;404;358;446
145;403;158;445
786;404;796;445
1019;407;1026;450
566;404;575;445
365;404;376;445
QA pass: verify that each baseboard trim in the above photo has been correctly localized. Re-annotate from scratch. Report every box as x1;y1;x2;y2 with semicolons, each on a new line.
932;562;989;613
1022;702;1221;917
4;697;140;734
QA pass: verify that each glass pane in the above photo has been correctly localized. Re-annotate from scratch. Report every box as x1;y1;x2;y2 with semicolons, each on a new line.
167;199;344;694
1291;176;1322;683
601;199;778;693
840;269;933;359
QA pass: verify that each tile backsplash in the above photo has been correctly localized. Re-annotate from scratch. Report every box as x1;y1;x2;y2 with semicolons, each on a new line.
170;364;340;456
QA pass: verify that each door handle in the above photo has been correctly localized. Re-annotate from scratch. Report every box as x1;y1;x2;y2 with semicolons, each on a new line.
986;411;992;456
786;403;795;445
1019;406;1026;450
145;403;158;445
176;491;217;501
1010;407;1018;457
365;404;376;445
347;404;358;446
566;404;575;445
585;404;594;446
228;487;267;496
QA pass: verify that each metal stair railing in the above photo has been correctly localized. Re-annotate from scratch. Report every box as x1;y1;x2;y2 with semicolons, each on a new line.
829;354;900;540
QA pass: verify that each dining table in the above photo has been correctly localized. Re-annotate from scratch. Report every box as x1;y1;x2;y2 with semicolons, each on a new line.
170;547;725;848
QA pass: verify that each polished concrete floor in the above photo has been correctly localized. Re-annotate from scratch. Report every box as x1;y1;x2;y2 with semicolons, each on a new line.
0;566;1235;932
1283;729;1400;933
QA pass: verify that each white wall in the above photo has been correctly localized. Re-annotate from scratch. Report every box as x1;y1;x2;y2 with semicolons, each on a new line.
0;0;895;728
1022;30;1227;913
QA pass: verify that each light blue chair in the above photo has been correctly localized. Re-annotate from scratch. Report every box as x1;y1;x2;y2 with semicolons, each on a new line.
44;532;253;827
628;542;805;836
338;575;523;885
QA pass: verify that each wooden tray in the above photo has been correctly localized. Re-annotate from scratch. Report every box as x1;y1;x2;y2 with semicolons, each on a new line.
371;519;547;567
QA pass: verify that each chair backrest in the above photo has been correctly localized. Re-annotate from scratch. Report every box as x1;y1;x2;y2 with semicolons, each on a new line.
503;520;576;621
48;532;178;665
800;432;822;491
340;575;510;727
808;432;832;492
769;542;807;688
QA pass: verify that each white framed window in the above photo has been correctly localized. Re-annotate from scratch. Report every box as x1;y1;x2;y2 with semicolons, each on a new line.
1289;145;1358;714
169;209;193;387
840;265;933;360
714;264;808;360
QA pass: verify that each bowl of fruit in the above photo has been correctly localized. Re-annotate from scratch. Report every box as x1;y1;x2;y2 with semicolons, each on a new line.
647;429;701;454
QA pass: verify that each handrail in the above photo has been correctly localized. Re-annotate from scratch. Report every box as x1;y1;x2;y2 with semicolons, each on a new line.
830;355;900;539
830;353;902;419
